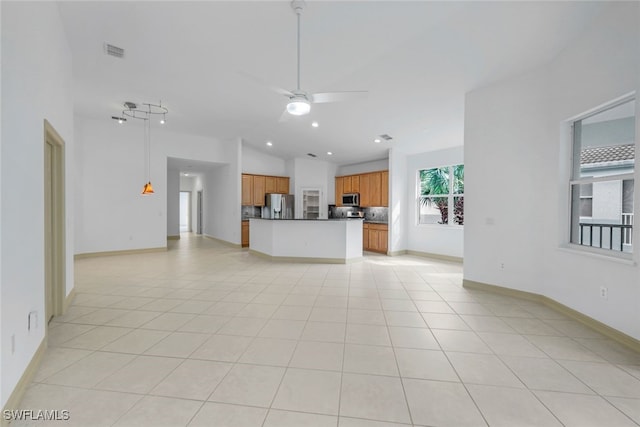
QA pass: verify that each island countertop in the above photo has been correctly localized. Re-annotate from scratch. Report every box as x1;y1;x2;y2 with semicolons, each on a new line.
249;217;363;263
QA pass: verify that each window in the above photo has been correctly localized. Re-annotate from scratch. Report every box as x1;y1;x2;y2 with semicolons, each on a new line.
570;97;635;253
418;164;464;225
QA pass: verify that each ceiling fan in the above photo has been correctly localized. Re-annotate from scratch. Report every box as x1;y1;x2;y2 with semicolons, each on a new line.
270;0;369;120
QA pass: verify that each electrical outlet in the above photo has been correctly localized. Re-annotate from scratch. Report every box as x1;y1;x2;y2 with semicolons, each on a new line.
500;263;505;270
600;286;608;300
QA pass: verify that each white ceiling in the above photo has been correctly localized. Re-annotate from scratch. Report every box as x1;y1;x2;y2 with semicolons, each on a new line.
58;1;608;165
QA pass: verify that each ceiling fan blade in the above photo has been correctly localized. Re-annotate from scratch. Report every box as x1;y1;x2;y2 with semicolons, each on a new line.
311;91;369;104
236;70;293;97
278;109;291;122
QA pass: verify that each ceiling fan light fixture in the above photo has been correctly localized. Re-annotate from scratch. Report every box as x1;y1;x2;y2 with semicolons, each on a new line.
287;98;311;116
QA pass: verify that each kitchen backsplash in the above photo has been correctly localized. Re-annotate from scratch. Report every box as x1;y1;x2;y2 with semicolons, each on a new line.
329;206;388;223
241;206;262;219
364;207;388;222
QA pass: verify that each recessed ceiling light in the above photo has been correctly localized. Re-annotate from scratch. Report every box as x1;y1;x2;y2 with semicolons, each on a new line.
327;151;333;155
374;138;381;143
312;121;319;128
184;173;189;177
266;141;273;146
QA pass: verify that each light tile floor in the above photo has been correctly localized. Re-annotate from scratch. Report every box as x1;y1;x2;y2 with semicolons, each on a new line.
15;234;640;426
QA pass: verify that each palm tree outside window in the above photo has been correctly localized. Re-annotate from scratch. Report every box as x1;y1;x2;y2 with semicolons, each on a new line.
419;165;464;225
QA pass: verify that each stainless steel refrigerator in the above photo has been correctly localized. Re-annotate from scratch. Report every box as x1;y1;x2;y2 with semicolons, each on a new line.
262;194;294;219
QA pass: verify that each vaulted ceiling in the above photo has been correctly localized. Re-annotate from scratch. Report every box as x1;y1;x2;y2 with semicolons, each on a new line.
58;1;608;165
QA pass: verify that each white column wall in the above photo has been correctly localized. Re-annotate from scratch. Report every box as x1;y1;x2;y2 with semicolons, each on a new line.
203;138;242;244
166;169;180;237
464;2;640;339
1;2;75;407
389;149;408;254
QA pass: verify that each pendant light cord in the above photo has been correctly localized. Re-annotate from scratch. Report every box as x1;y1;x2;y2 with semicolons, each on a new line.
147;112;152;182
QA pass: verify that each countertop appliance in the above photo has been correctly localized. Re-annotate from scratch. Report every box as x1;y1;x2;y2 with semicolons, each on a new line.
342;193;359;207
347;211;364;218
263;193;294;219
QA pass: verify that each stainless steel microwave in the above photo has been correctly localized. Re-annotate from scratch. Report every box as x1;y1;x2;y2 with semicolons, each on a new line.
342;193;360;206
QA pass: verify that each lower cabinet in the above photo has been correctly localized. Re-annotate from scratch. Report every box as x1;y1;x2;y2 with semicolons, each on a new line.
241;221;249;247
363;223;388;254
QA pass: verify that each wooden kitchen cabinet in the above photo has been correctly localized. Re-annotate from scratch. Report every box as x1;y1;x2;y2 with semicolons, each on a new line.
363;223;388;254
243;174;290;206
265;176;277;193
242;174;253;206
369;172;382;207
359;174;371;207
343;176;352;193
335;177;344;207
336;170;387;208
363;223;369;248
351;175;360;193
381;171;389;207
253;175;266;206
343;175;360;193
276;177;289;194
241;220;249;247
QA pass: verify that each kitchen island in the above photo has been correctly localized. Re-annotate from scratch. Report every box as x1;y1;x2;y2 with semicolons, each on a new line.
249;218;363;263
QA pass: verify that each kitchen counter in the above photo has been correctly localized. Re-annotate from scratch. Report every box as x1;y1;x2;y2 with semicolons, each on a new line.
257;218;364;221
364;220;388;224
249;218;363;263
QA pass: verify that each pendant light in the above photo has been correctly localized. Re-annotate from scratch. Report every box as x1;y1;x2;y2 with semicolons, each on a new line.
121;101;168;195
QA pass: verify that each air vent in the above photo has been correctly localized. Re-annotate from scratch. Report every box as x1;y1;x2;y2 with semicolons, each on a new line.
124;101;137;109
307;153;317;158
379;134;393;141
104;43;124;58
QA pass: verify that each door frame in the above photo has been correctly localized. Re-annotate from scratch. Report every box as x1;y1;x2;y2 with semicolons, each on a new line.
44;120;66;323
196;190;203;234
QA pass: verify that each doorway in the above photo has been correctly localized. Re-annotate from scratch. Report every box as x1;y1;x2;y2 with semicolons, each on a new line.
180;191;191;232
44;120;65;325
196;190;203;235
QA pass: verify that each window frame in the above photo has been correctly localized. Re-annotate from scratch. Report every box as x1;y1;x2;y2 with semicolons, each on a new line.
416;164;464;227
567;95;635;258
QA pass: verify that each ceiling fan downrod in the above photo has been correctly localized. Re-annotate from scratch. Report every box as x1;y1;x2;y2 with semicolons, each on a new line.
292;0;306;92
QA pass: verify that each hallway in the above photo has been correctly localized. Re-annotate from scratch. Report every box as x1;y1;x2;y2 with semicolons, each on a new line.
15;234;640;426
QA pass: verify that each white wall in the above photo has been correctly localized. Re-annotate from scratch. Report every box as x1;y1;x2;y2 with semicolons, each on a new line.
464;2;640;339
406;146;464;258
166;169;180;237
204;139;242;244
389;149;408;254
242;144;287;176
1;2;75;407
287;158;336;218
337;158;389;176
74;117;239;253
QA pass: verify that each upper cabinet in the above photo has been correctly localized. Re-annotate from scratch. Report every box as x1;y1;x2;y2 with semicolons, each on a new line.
381;171;389;207
253;175;266;206
276;177;289;194
335;176;344;207
242;175;253;206
265;176;277;194
335;170;388;207
242;174;290;206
